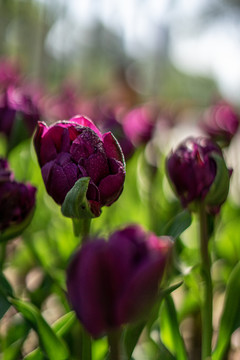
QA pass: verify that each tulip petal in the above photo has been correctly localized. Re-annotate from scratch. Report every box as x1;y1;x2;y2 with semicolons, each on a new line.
70;128;103;162
42;153;78;204
98;159;125;206
116;256;166;324
103;132;125;164
84;152;109;184
34;121;48;166
67;240;114;338
69;115;103;139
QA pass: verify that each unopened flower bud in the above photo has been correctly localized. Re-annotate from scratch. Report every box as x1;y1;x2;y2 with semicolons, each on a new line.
66;225;172;338
166;137;231;214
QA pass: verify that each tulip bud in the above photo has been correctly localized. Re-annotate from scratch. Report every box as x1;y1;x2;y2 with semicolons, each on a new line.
201;101;239;147
34;115;126;218
166;137;231;214
122;104;156;147
0;86;40;151
0;158;36;241
66;225;172;338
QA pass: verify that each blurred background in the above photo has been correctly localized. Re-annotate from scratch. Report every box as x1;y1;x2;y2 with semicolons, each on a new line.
1;0;240;105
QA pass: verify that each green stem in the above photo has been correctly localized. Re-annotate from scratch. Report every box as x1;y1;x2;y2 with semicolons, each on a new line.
108;328;123;360
82;327;92;360
72;218;91;243
78;218;92;360
198;203;213;360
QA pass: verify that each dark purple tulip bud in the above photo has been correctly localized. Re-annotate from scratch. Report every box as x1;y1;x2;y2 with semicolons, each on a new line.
66;225;172;338
34;115;125;217
0;182;36;232
201;101;239;147
0;86;40;149
0;158;36;240
166;137;231;213
122;105;156;147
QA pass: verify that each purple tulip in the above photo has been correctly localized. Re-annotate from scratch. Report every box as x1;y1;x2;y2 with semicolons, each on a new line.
34;115;125;216
201;101;239;146
0;158;36;234
66;225;172;338
0;182;36;232
0;86;40;141
122;105;156;147
166;137;230;212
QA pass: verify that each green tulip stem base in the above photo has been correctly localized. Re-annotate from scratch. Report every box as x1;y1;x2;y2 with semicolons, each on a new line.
75;219;92;359
72;218;92;243
199;202;213;360
82;326;92;360
108;328;123;360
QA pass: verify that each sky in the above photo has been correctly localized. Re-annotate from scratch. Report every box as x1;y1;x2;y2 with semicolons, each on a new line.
39;0;240;103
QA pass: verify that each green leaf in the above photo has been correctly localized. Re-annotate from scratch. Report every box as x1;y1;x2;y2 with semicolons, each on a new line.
204;153;230;207
0;272;14;319
160;282;183;299
2;317;30;360
159;295;188;360
123;320;146;359
212;261;240;360
3;339;29;360
23;312;76;360
0;294;11;320
163;210;192;239
150;337;176;360
52;311;76;336
61;177;99;219
23;349;44;360
10;298;69;360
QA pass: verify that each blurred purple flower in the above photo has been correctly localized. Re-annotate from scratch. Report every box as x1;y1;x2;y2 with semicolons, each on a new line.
0;86;40;145
34;115;125;216
122;104;157;147
0;158;36;235
43;82;82;121
0;58;20;89
201;101;239;146
166;137;230;213
66;224;172;338
96;106;134;161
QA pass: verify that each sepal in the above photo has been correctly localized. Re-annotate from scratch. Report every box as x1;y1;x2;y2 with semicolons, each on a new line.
61;177;101;219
